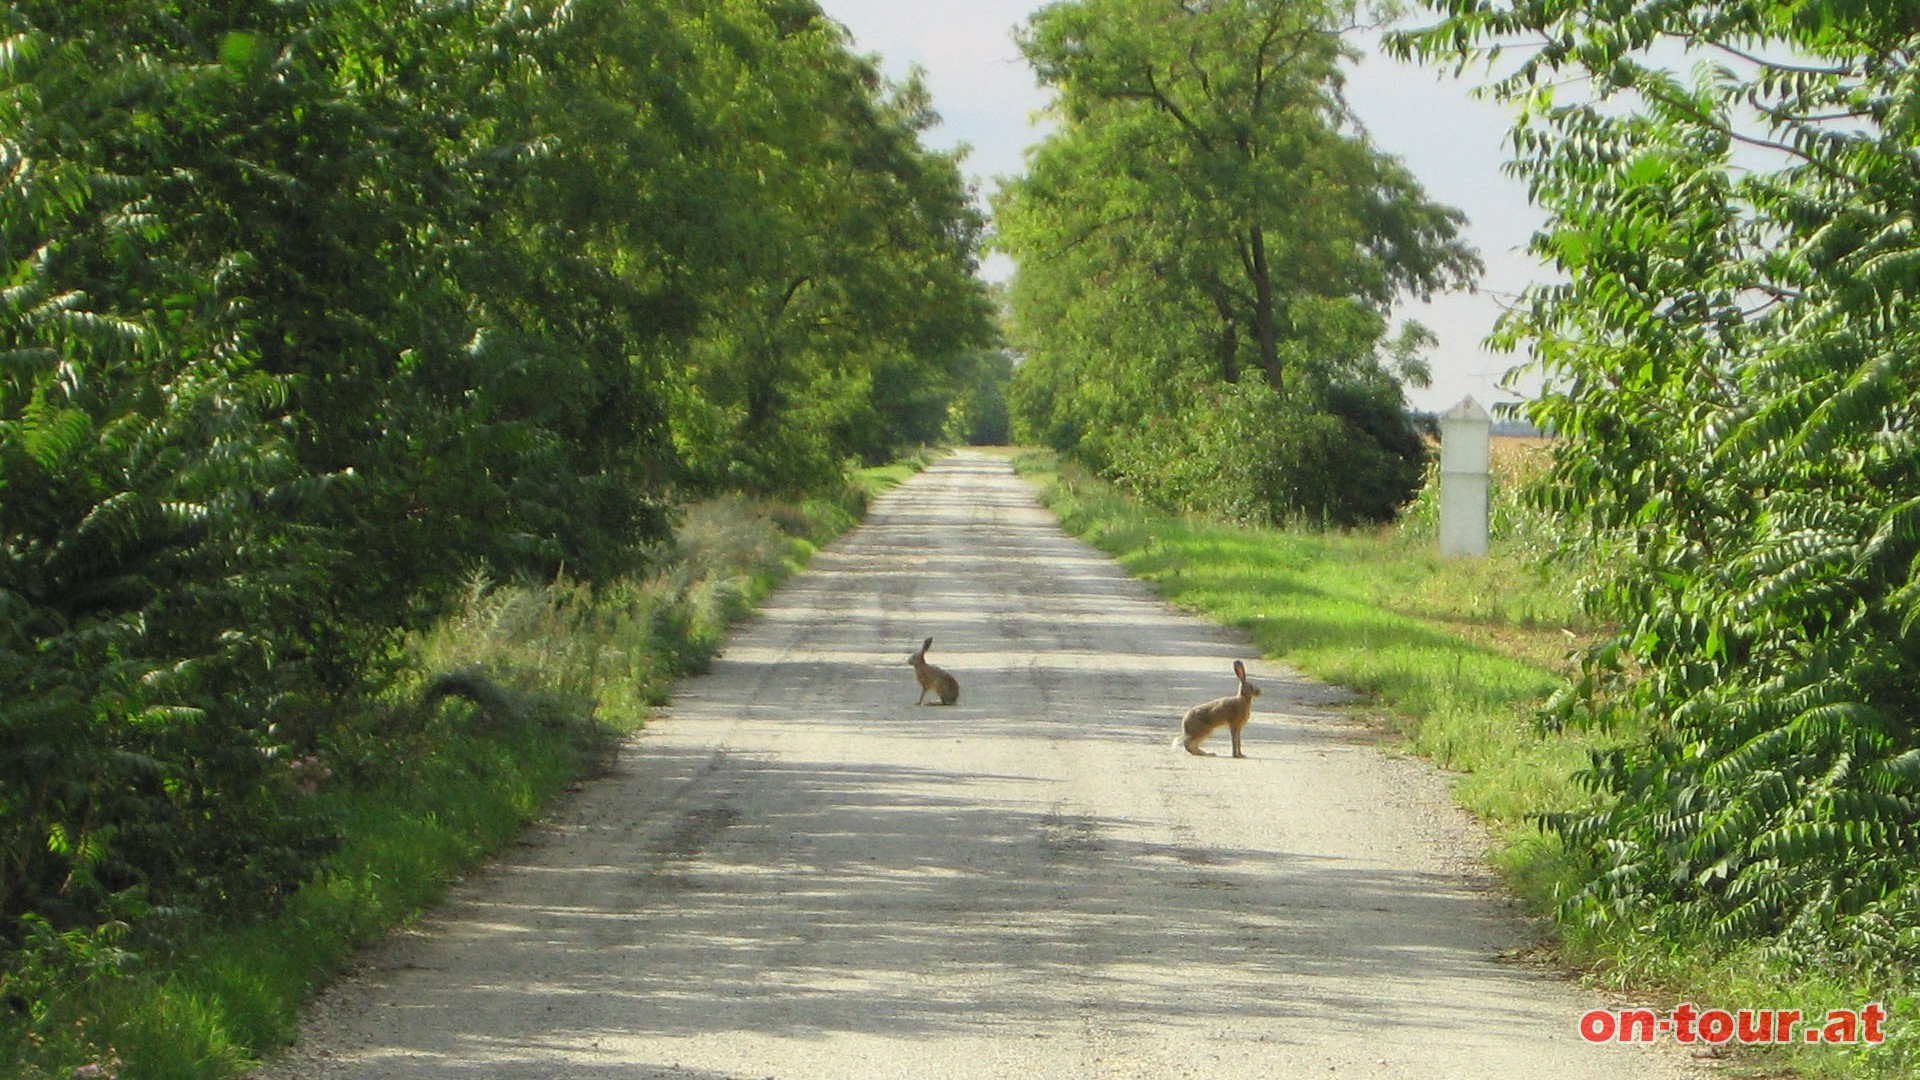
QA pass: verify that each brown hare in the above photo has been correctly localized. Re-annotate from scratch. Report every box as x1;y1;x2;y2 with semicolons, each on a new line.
907;636;960;706
1178;660;1260;757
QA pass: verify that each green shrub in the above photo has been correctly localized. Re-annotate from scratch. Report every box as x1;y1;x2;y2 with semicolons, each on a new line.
1107;380;1427;527
0;474;909;1080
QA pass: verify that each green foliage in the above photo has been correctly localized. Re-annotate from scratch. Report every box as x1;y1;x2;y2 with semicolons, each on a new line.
659;4;995;490
3;0;988;1018
0;473;905;1079
2;0;981;1063
1018;449;1594;823
1395;0;1920;974
1105;380;1429;527
413;498;803;723
1029;450;1920;1075
944;348;1016;446
2;14;341;937
997;0;1478;524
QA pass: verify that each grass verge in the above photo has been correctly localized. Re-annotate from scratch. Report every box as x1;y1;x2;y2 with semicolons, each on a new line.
1016;449;1912;1079
0;461;921;1080
1019;449;1600;833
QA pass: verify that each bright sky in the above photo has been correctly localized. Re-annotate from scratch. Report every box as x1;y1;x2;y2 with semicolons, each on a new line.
816;0;1545;416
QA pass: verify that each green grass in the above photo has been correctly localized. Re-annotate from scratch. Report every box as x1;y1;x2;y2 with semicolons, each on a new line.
19;448;1908;1078
1;462;920;1080
1017;450;1914;1079
1027;452;1600;831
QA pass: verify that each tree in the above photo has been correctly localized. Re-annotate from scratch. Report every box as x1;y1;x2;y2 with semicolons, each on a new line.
2;13;341;925
663;1;994;493
1394;0;1920;966
1;0;993;939
946;348;1017;446
997;0;1479;524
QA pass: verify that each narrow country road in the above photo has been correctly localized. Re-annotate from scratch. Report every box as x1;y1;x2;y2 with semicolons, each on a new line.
263;450;1696;1079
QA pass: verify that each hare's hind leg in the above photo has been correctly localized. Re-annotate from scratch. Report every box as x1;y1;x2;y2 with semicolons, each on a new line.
1180;718;1216;755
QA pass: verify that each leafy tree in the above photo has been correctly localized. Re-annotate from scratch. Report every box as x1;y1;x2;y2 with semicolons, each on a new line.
946;348;1017;446
998;0;1478;524
1395;0;1920;967
664;2;994;493
1;0;992;941
2;16;340;926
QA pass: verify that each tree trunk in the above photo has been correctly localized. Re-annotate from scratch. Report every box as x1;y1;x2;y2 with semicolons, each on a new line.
1247;223;1281;392
1210;292;1241;383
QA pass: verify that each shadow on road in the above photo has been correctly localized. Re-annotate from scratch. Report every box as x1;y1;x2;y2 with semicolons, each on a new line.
336;739;1552;1076
274;453;1620;1080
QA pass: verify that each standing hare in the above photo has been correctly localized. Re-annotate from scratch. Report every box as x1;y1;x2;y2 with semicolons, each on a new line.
908;636;960;706
1178;660;1260;757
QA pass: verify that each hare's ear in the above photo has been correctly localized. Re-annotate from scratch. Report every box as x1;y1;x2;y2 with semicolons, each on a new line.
923;636;935;651
1233;660;1247;679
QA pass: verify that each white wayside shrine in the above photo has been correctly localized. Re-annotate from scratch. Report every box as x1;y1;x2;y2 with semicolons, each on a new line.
1438;395;1491;558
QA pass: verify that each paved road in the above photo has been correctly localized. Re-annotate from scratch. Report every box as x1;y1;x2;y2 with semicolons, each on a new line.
262;450;1693;1079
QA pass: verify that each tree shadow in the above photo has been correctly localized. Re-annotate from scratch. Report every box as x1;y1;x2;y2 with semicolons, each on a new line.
275;454;1634;1078
323;747;1571;1078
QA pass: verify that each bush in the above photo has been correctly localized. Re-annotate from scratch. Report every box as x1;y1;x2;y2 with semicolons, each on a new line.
1;477;894;1079
1107;380;1428;527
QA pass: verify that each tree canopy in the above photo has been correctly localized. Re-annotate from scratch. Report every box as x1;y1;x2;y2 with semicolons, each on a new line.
997;0;1479;525
2;0;992;937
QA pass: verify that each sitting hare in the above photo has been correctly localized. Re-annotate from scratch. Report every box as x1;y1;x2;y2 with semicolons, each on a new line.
908;636;960;706
1178;660;1260;757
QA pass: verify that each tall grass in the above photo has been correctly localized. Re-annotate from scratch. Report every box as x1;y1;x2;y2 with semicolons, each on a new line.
0;468;911;1080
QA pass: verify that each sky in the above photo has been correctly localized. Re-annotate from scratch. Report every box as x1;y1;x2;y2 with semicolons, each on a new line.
814;0;1545;416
